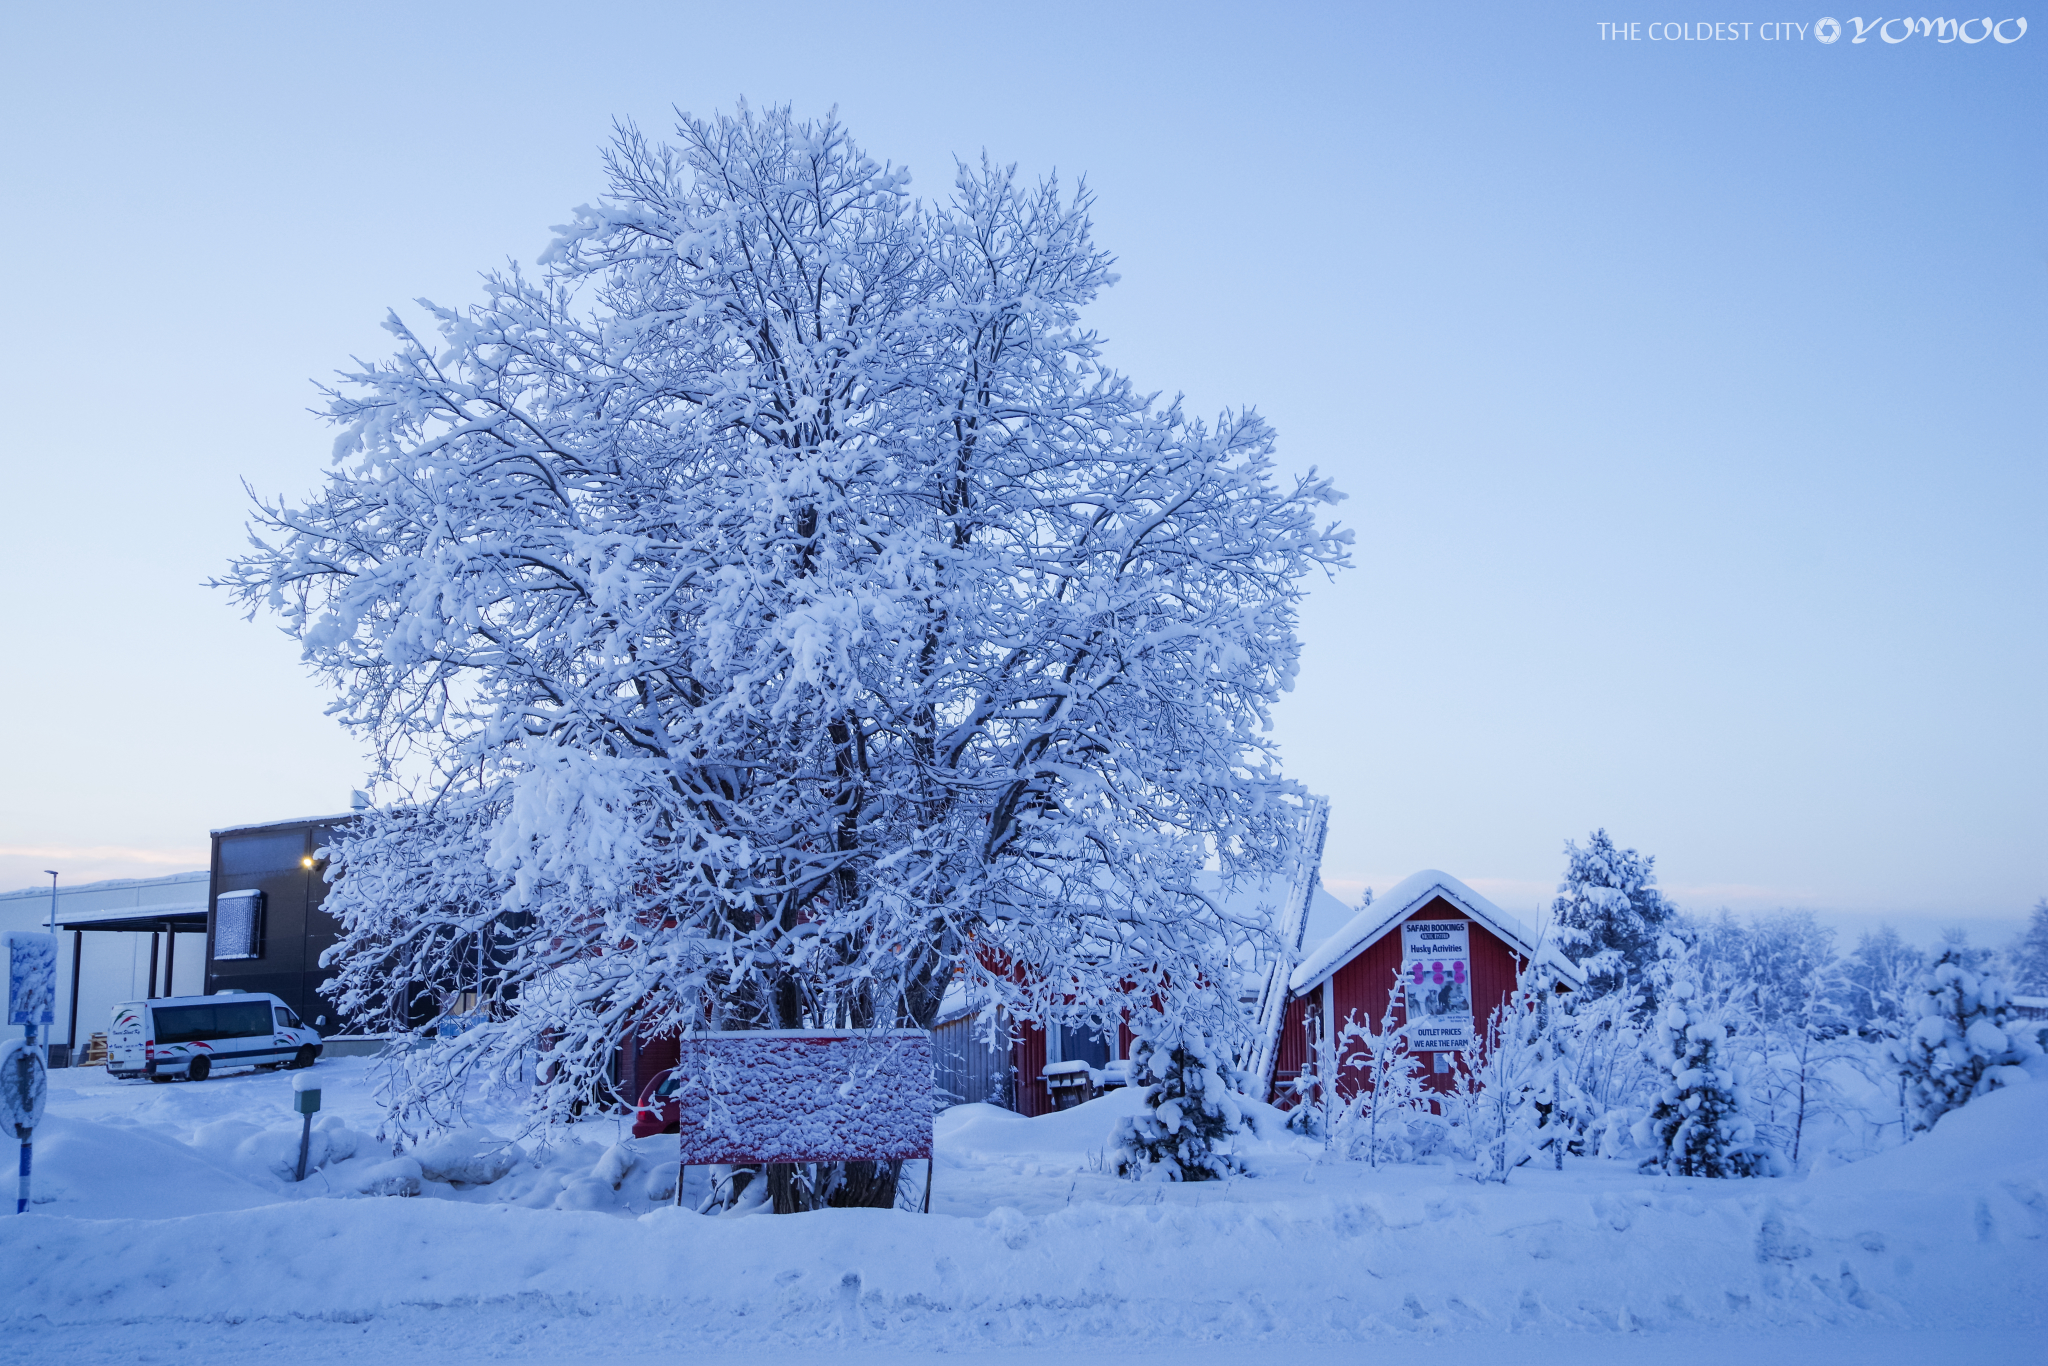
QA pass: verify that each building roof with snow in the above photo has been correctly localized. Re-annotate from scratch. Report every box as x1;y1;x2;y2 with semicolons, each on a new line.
1288;868;1581;995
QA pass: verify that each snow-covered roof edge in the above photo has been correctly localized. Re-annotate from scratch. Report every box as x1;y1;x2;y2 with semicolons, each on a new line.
0;869;210;901
1288;869;1580;995
210;812;361;837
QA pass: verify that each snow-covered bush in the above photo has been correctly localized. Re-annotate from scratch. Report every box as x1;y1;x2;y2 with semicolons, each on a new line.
412;1130;524;1185
1465;977;1557;1183
334;1155;423;1198
1635;976;1774;1178
1114;1018;1248;1181
1328;971;1438;1166
1891;948;2031;1133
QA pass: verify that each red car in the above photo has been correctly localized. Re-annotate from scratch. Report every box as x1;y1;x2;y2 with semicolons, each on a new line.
632;1068;681;1138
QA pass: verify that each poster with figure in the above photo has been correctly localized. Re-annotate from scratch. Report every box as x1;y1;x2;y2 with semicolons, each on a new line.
7;933;57;1027
1400;919;1473;1051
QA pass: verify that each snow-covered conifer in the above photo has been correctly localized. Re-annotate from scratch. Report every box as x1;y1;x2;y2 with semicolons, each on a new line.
1636;944;1773;1178
1890;948;2030;1133
1114;1015;1248;1181
2009;899;2048;995
219;105;1348;1175
1551;831;1673;1006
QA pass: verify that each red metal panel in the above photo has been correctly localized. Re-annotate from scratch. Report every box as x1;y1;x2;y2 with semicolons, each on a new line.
1013;1022;1049;1117
619;1029;680;1113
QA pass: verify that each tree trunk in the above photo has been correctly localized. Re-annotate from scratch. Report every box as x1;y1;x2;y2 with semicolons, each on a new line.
829;1159;901;1210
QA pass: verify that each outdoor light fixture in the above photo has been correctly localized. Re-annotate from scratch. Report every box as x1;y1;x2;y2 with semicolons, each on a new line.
301;857;314;869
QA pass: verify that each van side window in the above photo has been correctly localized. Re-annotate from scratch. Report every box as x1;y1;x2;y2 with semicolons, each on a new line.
275;1007;301;1029
154;1001;272;1044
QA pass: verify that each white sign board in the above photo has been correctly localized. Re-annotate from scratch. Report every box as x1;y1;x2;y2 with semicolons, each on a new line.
6;934;56;1028
1;1040;46;1135
1400;919;1473;1051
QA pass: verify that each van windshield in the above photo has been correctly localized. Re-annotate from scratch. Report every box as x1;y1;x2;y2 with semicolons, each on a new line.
154;1001;273;1044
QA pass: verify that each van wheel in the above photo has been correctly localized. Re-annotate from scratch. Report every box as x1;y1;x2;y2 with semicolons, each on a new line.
288;1046;316;1070
187;1056;211;1082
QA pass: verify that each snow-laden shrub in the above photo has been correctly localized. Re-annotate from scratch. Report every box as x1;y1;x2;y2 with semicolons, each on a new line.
1466;987;1551;1183
1635;980;1775;1178
591;1141;637;1191
1114;1019;1248;1181
641;1160;681;1203
1890;948;2031;1132
229;1117;368;1185
413;1130;524;1185
1329;993;1436;1166
334;1155;423;1197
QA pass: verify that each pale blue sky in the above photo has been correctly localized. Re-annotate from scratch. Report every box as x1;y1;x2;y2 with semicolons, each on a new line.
0;3;2040;946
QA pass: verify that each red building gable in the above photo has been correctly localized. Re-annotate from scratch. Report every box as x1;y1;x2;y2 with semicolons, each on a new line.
1267;870;1575;1105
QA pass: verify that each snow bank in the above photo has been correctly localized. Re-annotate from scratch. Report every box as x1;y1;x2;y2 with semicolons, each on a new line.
7;1046;2044;1357
8;1153;2044;1348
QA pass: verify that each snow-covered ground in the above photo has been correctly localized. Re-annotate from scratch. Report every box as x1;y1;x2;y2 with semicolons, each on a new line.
3;1056;2043;1365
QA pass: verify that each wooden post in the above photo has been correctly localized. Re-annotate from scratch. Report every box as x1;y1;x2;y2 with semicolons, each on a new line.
66;931;83;1065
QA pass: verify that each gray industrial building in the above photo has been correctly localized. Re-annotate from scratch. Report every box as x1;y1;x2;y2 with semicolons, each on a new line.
0;812;370;1064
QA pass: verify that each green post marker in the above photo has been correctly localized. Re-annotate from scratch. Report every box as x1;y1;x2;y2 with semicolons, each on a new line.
292;1079;322;1182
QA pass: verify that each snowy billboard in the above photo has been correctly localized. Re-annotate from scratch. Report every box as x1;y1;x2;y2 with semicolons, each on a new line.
7;933;56;1028
1400;919;1473;1051
672;1029;934;1165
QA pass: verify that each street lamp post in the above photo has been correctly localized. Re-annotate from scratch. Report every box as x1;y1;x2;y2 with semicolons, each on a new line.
41;873;57;1066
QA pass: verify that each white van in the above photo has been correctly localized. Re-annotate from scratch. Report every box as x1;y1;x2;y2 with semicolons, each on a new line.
106;992;323;1081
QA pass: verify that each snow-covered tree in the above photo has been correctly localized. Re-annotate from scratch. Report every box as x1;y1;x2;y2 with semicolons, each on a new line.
1550;830;1674;1006
1114;1011;1248;1181
1466;976;1549;1182
1837;924;1923;1041
220;106;1348;1197
1635;945;1774;1178
1696;910;1849;1164
2007;900;2048;994
1890;948;2030;1133
1531;974;1648;1162
1330;969;1434;1166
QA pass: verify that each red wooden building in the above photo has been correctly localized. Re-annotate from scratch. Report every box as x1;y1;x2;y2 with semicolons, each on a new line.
1266;869;1576;1105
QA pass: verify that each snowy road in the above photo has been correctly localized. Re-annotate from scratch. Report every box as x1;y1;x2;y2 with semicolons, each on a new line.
9;1321;2037;1366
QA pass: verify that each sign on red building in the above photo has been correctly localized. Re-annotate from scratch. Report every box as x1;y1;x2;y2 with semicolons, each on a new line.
1400;918;1474;1051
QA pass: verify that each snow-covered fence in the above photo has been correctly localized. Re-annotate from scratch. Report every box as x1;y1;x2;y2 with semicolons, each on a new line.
672;1030;934;1165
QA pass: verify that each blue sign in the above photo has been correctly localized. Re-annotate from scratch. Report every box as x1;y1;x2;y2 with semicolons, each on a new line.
6;935;56;1028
